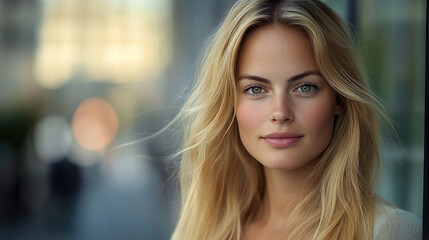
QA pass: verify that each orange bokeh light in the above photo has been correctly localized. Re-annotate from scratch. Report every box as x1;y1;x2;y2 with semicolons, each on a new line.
72;98;119;151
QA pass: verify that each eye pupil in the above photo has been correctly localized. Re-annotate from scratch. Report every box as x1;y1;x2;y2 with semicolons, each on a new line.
300;85;311;92
251;87;262;94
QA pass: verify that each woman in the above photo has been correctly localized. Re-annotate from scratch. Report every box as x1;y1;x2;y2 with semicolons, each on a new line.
170;0;422;239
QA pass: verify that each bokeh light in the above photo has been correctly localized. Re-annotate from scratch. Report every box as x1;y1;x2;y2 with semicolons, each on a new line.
34;0;172;88
34;44;77;89
34;115;73;163
72;98;119;151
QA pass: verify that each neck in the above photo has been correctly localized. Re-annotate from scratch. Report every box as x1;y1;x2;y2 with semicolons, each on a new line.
257;159;318;227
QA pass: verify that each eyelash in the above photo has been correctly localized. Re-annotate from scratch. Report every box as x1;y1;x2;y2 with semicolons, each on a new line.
295;82;319;94
242;82;319;96
243;85;266;96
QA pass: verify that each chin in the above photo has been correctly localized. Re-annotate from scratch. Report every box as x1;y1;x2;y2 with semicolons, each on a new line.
258;155;318;171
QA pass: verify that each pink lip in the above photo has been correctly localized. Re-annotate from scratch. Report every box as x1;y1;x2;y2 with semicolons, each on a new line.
261;132;303;148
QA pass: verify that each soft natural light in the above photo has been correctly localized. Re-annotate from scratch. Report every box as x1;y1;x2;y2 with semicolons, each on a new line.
35;0;172;89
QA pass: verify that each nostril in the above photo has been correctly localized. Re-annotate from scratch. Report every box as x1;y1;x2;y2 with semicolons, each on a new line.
271;108;292;123
271;114;291;123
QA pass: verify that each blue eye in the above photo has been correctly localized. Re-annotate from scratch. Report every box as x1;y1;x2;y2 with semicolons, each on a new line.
244;86;265;95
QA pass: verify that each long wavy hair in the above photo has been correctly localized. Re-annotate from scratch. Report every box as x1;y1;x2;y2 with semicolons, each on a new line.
171;0;385;239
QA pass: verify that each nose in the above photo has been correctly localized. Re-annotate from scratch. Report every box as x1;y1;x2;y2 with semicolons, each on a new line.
271;94;293;123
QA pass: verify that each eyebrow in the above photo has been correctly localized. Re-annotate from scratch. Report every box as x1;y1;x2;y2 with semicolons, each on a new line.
237;71;321;83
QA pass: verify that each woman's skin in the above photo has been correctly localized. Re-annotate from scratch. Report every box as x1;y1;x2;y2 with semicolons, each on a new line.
236;24;341;239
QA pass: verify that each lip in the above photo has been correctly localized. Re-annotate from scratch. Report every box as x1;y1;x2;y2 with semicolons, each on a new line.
261;132;303;148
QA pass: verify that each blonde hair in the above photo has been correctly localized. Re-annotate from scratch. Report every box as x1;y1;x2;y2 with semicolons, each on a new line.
171;0;385;239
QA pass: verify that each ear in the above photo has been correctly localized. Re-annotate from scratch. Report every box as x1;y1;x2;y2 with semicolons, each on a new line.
334;94;343;115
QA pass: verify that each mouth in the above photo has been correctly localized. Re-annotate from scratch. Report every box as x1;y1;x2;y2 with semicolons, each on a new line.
261;132;303;148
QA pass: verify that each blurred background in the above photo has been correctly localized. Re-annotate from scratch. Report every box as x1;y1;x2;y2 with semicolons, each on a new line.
0;0;425;239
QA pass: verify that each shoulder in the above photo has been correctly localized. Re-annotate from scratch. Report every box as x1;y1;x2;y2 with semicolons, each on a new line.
373;203;422;240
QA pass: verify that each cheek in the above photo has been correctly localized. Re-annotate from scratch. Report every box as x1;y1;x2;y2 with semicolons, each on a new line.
301;99;336;135
236;101;265;136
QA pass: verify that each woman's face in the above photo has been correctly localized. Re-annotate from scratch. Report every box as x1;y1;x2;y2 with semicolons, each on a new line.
236;24;340;171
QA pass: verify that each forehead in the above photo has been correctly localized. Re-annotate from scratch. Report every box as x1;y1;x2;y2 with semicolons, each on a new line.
236;24;318;78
